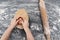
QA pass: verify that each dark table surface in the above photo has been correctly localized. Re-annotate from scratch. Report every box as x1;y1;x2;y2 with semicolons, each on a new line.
0;0;60;40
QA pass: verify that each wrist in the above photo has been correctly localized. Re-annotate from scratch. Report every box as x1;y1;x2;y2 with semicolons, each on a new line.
9;24;15;28
24;27;30;33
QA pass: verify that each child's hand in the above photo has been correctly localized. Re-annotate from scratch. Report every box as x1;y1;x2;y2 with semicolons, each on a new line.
10;18;20;27
21;20;29;29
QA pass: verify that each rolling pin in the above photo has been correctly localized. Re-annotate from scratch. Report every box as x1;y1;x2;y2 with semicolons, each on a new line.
39;0;51;40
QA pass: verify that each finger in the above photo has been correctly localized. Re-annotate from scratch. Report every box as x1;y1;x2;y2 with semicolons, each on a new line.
16;19;20;23
11;18;16;22
24;20;28;23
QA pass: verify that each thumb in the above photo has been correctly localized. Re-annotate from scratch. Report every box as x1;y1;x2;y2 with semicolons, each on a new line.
16;19;20;23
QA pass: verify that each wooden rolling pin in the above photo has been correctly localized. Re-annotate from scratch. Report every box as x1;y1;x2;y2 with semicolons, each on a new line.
39;0;51;40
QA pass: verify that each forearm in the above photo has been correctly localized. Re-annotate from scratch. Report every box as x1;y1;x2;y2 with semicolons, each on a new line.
24;27;34;40
0;25;14;40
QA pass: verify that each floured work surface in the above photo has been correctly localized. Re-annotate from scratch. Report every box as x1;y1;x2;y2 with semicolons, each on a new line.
0;0;60;40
